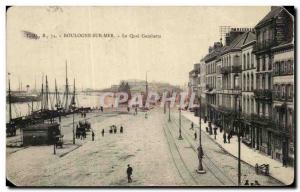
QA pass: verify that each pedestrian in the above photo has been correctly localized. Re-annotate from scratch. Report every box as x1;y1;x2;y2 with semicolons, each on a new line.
194;132;197;140
213;127;217;140
102;129;105;137
244;180;249;186
227;133;231;143
109;126;113;134
190;122;194;130
127;106;130;112
126;164;133;183
80;131;83;140
254;180;260;186
135;107;138;115
120;125;123;133
223;132;227;143
92;131;95;141
114;126;117;134
100;106;103;112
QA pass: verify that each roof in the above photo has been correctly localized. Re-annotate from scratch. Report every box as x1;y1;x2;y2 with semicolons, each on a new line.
256;7;282;28
221;31;256;55
204;46;223;63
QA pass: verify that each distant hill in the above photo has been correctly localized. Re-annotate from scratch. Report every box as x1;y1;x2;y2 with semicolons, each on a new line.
94;80;182;94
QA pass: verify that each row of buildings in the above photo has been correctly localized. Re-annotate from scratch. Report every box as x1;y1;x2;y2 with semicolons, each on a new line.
188;6;294;166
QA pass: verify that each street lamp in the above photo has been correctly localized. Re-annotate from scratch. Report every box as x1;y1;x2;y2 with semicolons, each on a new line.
196;72;206;174
234;90;242;186
178;106;183;140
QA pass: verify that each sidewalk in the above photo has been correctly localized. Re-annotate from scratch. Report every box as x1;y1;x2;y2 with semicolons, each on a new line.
182;110;294;185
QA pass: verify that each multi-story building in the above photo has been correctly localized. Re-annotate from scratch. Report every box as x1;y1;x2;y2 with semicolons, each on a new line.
241;33;257;147
272;42;294;166
219;29;253;133
203;42;222;123
187;6;294;166
188;63;200;97
253;6;294;163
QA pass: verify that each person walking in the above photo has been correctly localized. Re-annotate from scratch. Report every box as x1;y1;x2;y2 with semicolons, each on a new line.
190;122;194;130
102;129;105;137
92;131;95;141
227;132;231;143
126;164;133;183
194;132;197;140
213;127;217;140
120;125;123;133
114;126;117;134
223;132;227;143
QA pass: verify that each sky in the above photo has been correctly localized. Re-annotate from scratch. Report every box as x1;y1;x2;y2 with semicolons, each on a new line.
7;6;270;91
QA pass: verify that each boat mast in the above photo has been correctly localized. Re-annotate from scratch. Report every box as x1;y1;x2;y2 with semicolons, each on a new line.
44;75;49;110
72;78;76;108
41;75;44;111
55;79;59;109
64;61;69;110
8;73;12;123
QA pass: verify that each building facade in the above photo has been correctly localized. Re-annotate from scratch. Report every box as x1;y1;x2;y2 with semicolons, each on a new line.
252;6;294;165
272;42;294;166
187;6;294;166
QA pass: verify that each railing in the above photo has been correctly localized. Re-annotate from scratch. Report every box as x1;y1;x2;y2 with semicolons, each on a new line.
253;89;272;100
273;93;293;102
250;113;274;126
220;65;242;74
220;66;231;74
253;39;276;51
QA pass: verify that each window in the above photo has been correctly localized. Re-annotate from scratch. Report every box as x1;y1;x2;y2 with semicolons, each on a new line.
243;74;246;91
243;54;246;70
251;73;254;91
262;75;265;89
247;53;250;69
262;57;266;71
251;53;254;68
247;74;250;91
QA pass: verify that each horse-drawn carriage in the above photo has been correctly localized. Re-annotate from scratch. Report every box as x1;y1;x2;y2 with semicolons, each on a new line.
76;120;91;139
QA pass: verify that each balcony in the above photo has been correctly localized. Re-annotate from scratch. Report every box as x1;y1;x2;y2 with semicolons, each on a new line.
253;39;276;52
254;89;272;100
220;65;242;74
250;113;275;126
273;93;293;102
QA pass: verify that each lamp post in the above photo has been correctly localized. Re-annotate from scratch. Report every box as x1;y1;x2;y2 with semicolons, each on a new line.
178;107;183;140
196;95;206;174
234;91;242;186
196;71;205;174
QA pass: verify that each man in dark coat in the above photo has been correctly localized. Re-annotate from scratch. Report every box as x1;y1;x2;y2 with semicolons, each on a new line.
102;129;105;137
92;131;95;141
227;132;231;143
126;164;133;183
223;132;227;143
120;125;123;133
